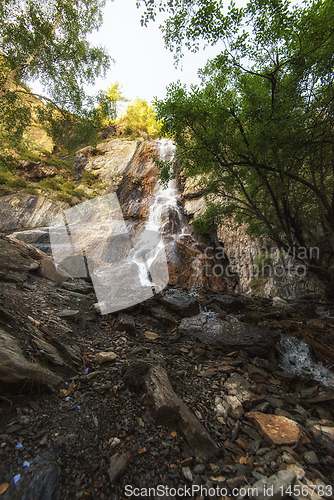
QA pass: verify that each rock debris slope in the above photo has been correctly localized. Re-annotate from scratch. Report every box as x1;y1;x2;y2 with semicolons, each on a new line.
1;237;334;498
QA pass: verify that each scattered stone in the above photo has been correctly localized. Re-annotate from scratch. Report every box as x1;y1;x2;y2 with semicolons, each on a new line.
38;259;65;283
286;464;305;481
213;295;246;313
303;450;318;465
182;466;193;481
249;470;297;500
108;452;131;485
311;424;334;453
158;291;200;317
292;479;322;500
272;297;290;308
55;310;80;321
226;476;246;490
61;282;93;294
115;314;136;336
144;331;160;340
246;412;301;445
94;351;118;364
193;464;205;475
224;395;244;419
149;306;177;329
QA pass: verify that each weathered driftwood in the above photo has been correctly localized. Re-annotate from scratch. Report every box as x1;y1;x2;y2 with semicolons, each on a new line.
143;365;219;461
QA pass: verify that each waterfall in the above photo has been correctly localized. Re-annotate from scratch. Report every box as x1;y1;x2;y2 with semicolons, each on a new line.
146;139;190;237
131;138;190;287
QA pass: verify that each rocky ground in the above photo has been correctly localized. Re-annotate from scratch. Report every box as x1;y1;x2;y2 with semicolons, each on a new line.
1;236;334;500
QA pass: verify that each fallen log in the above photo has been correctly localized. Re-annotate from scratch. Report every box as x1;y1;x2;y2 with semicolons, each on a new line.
142;364;219;461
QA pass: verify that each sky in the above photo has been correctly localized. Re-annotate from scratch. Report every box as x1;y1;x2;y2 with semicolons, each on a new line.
85;0;246;106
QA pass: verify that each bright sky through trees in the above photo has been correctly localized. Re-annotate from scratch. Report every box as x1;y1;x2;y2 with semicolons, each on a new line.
85;0;247;103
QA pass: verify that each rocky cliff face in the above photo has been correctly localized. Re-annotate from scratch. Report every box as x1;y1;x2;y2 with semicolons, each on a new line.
2;136;323;298
181;175;323;300
1;138;231;291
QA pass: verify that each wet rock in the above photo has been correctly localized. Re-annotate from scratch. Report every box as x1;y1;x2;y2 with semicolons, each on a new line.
178;313;279;355
212;295;246;313
158;290;200;318
246;412;301;445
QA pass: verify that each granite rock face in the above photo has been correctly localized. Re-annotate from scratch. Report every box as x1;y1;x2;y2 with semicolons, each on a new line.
0;194;68;232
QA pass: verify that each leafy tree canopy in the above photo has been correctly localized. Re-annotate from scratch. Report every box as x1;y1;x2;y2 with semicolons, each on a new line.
0;0;112;168
145;0;334;296
97;81;129;125
124;98;162;138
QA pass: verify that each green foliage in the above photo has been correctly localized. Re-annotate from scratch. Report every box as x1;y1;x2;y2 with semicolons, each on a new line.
36;177;89;200
253;253;273;277
97;81;128;124
82;171;99;186
191;202;220;235
0;172;27;188
124;98;162;138
0;0;112;167
152;0;334;296
56;192;75;205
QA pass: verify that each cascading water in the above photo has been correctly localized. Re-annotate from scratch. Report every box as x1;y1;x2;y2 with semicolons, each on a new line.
278;335;334;389
146;139;190;237
131;139;190;287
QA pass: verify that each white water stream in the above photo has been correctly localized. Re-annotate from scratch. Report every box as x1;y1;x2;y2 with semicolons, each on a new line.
278;335;334;389
131;139;189;287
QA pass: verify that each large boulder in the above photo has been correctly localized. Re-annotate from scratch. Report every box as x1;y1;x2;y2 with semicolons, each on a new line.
178;313;279;355
0;237;31;282
0;235;47;283
0;327;62;390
